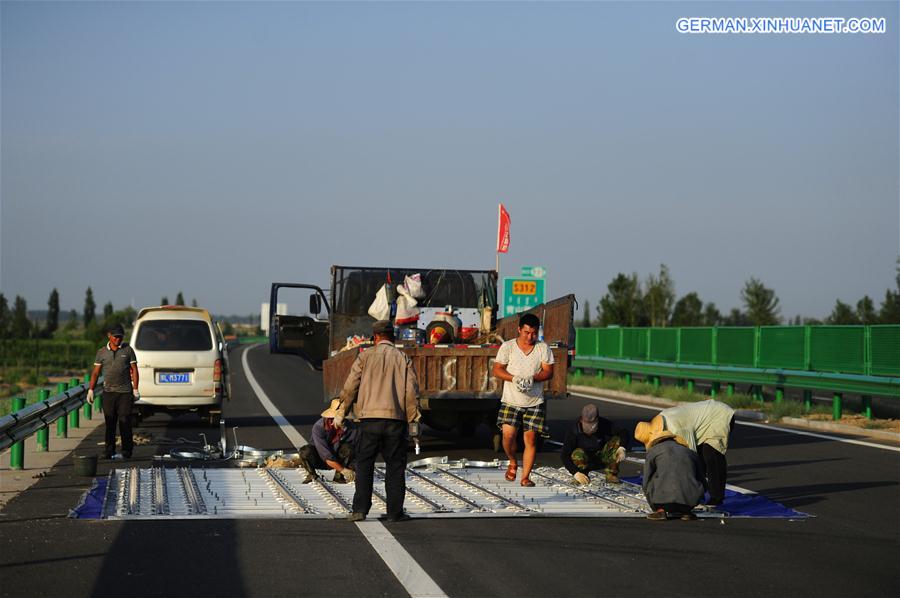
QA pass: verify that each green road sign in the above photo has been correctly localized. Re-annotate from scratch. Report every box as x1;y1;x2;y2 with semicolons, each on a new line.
502;277;546;317
520;266;546;278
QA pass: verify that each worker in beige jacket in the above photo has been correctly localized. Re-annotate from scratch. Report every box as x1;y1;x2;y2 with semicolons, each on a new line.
335;320;420;522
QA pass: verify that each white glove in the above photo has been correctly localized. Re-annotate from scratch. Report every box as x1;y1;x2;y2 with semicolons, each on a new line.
340;468;356;483
573;472;590;486
86;389;95;405
513;376;534;393
133;390;140;401
615;446;626;463
332;413;344;429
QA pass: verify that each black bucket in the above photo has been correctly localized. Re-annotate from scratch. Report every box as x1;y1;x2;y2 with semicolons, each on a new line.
73;455;98;477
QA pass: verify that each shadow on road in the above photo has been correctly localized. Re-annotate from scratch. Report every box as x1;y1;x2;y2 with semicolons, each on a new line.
755;480;899;508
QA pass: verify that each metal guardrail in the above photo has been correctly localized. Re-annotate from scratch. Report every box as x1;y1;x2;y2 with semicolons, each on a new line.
0;378;100;453
571;356;900;398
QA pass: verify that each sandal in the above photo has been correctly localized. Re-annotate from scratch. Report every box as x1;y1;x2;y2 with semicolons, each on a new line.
520;477;535;488
505;463;517;482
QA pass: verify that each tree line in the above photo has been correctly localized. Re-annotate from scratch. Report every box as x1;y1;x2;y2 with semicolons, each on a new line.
0;289;199;343
580;261;900;328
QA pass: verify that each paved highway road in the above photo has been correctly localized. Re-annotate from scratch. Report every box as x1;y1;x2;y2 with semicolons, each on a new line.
1;344;898;597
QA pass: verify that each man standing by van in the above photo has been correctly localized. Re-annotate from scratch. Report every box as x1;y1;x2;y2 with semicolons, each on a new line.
492;313;555;487
87;323;139;459
335;320;420;522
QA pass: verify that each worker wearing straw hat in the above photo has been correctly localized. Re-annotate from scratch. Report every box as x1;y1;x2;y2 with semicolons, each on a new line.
638;428;705;521
634;399;735;507
297;399;359;484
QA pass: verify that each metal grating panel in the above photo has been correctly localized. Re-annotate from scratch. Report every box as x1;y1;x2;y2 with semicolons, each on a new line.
869;326;900;377
716;328;756;367
648;328;677;362
809;326;865;375
679;328;713;365
100;462;658;520
598;328;622;358
575;328;597;357
621;329;648;360
758;327;805;370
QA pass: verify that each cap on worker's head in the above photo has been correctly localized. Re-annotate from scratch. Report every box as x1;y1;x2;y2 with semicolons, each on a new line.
372;320;393;335
321;398;341;419
580;404;599;435
107;323;125;337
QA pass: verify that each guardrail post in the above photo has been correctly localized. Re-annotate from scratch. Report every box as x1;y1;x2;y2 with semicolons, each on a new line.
652;376;660;390
67;378;80;429
36;389;50;451
803;389;812;411
687;380;695;393
9;397;26;470
832;393;842;420
82;374;92;420
575;367;584;376
624;373;632;385
726;383;735;396
56;382;68;438
710;382;720;397
775;387;784;404
753;386;763;403
862;395;872;420
595;369;604;380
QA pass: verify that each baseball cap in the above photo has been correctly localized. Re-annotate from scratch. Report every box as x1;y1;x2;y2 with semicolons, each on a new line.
107;323;125;337
580;404;599;435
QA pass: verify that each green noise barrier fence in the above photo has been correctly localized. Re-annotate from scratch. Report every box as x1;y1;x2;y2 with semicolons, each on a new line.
572;325;900;419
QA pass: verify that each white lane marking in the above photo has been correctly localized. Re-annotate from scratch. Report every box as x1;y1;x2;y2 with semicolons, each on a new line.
571;391;900;453
241;344;308;449
240;344;448;598
355;521;449;598
736;420;900;453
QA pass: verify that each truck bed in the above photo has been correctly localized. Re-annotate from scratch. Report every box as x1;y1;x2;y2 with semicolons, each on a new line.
323;344;569;402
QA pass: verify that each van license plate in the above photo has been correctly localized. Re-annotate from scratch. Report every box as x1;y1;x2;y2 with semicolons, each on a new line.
158;372;190;384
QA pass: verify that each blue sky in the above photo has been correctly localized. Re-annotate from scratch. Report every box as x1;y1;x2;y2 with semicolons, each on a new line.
2;1;897;320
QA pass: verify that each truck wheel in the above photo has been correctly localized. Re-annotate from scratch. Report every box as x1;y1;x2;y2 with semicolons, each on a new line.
206;412;221;428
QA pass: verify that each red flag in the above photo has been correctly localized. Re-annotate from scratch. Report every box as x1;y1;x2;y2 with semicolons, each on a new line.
497;203;510;253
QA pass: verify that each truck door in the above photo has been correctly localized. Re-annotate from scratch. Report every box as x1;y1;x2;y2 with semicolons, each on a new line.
268;283;331;366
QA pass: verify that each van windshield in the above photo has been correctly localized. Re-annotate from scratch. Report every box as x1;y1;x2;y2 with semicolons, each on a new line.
136;320;213;351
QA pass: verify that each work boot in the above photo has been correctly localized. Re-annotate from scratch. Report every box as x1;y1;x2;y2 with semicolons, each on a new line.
332;470;347;484
347;512;366;522
680;512;698;521
646;510;667;521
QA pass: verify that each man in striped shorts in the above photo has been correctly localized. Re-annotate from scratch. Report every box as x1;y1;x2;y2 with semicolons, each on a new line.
492;313;555;487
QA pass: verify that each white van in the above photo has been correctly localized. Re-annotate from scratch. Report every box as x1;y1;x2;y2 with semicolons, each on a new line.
130;306;229;426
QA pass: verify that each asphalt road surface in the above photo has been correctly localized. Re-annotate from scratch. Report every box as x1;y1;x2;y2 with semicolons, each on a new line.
1;344;898;597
